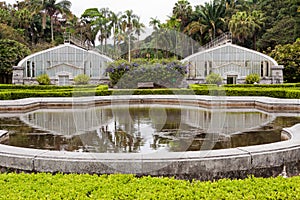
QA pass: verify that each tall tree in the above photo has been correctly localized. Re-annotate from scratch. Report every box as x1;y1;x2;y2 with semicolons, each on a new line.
149;17;161;58
229;11;249;43
149;17;161;31
229;10;264;49
41;0;72;42
256;0;299;50
121;10;139;61
81;8;103;47
133;16;145;42
0;39;30;83
198;0;226;41
269;39;300;83
172;0;192;31
121;10;138;33
109;11;122;56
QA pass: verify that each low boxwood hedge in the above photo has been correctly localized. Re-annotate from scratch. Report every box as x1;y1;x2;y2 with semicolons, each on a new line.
0;84;299;100
0;173;299;199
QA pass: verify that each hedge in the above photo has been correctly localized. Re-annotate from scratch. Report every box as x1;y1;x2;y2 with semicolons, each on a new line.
223;83;300;88
0;84;99;90
0;85;111;100
189;84;300;98
0;173;299;199
0;84;300;100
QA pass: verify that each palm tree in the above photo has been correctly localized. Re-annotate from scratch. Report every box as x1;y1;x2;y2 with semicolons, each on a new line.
198;0;226;41
132;16;145;58
172;0;192;31
248;10;265;49
41;0;72;42
98;8;111;52
109;11;122;56
121;10;138;33
121;10;138;61
149;17;161;31
149;17;161;58
229;11;250;43
184;21;206;43
133;16;145;41
229;10;264;49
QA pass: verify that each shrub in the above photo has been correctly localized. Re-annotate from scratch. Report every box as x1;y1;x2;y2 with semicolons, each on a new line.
206;73;223;85
245;74;261;84
1;173;300;199
36;74;51;85
106;59;189;88
73;74;90;85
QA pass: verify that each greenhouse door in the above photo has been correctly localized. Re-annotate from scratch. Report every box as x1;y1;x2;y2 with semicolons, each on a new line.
58;75;70;86
227;75;237;84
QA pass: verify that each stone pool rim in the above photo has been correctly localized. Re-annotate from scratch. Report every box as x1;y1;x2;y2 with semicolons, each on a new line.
0;95;299;180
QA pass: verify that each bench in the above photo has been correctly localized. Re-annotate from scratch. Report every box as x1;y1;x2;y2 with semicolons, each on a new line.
137;82;154;89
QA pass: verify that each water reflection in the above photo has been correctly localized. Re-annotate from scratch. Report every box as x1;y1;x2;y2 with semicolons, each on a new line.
0;105;296;153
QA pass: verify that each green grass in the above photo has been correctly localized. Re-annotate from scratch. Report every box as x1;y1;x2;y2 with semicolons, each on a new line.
0;173;299;199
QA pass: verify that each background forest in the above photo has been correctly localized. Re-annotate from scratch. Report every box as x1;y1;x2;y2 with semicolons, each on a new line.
0;0;299;83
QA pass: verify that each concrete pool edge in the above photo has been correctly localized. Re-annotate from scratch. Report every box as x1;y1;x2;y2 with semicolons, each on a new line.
0;95;299;113
0;95;299;180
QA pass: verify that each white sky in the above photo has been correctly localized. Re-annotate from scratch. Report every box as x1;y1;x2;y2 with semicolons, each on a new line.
4;0;209;27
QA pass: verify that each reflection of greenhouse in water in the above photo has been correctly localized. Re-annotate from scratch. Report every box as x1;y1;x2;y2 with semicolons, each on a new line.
20;105;274;153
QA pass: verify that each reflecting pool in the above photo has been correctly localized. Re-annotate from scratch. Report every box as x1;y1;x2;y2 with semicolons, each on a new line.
0;104;299;153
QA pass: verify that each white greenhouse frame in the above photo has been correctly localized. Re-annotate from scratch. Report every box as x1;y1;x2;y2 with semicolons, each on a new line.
182;43;283;84
13;43;113;85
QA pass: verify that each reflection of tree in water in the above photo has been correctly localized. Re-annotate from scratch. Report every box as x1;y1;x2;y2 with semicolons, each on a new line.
1;107;298;153
113;128;142;153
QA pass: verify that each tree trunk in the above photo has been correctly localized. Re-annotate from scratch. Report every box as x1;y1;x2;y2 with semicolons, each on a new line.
51;17;54;42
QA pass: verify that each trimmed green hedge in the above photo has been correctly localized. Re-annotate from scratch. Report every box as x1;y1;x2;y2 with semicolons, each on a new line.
0;85;111;100
223;83;300;88
0;173;299;199
189;84;300;99
0;84;100;90
0;84;300;100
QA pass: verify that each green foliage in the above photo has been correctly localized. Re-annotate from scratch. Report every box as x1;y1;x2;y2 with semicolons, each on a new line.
106;59;188;88
256;0;299;50
74;74;90;85
190;83;300;98
0;39;30;75
245;74;260;84
269;39;300;83
205;73;223;84
0;84;110;100
0;23;26;44
0;173;300;199
36;74;51;85
0;83;300;100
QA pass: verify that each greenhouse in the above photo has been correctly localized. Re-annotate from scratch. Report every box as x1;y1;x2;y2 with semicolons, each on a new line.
183;43;284;84
12;43;113;85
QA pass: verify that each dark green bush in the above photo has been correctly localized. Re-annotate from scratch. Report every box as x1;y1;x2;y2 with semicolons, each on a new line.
286;90;300;99
106;59;189;88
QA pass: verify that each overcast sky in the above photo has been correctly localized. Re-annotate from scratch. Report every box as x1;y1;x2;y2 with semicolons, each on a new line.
4;0;209;27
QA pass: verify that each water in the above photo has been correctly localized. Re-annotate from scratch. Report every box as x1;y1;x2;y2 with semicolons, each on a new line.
0;104;299;153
